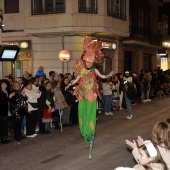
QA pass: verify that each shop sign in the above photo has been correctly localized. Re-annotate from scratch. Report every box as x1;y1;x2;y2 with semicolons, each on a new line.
2;40;31;50
102;42;116;50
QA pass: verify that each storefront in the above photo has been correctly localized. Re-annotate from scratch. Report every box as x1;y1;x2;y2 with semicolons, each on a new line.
1;40;32;80
95;41;117;74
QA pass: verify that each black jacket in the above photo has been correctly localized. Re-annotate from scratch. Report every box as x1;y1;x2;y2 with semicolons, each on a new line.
9;91;28;116
0;90;9;117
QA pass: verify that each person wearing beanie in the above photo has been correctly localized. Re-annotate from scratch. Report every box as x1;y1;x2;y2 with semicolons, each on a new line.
35;66;45;78
124;76;136;119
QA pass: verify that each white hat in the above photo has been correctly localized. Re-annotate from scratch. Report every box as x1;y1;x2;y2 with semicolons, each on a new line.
142;140;157;158
114;167;134;170
127;77;132;83
125;71;129;74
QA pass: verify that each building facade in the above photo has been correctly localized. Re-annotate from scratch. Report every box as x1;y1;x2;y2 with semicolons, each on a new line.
122;0;163;74
0;0;165;79
0;0;129;78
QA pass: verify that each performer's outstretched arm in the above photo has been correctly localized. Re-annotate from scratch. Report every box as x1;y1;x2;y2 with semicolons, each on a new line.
65;75;81;91
95;69;114;79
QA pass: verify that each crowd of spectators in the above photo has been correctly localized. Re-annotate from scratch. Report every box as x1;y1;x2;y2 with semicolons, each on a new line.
99;68;170;118
0;66;170;144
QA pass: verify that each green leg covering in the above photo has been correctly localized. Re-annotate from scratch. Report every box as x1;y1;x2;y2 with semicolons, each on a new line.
89;140;93;155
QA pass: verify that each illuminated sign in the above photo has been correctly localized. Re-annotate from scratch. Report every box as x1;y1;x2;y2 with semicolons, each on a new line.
102;42;116;50
2;40;31;50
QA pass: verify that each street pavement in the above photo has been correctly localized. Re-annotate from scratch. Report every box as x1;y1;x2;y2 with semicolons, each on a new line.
0;97;170;170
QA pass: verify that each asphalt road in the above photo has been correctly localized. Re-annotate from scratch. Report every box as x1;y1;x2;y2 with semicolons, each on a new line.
0;97;169;170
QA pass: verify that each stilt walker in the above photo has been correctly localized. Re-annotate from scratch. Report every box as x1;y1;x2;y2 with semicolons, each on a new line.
65;36;114;159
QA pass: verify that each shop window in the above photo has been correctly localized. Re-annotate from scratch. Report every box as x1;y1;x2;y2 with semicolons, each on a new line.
107;0;126;20
31;0;65;15
161;57;168;71
79;0;98;14
4;0;19;14
2;61;12;78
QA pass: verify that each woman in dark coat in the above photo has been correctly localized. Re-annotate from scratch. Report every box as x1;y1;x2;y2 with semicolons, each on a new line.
0;79;15;144
9;82;27;141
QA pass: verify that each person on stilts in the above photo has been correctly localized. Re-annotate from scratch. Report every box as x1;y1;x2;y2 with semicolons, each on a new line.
65;36;114;160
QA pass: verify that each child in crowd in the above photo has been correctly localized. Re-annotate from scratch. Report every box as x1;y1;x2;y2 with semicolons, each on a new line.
126;120;170;170
115;140;167;170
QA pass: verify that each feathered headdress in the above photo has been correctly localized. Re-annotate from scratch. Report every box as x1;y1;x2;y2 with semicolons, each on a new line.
81;36;104;63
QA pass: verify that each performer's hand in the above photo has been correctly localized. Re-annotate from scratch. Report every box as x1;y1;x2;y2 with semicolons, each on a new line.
108;70;114;77
125;139;137;150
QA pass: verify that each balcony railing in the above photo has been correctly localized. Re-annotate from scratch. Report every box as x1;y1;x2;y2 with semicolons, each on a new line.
130;24;149;37
78;7;98;14
130;25;162;46
107;10;126;21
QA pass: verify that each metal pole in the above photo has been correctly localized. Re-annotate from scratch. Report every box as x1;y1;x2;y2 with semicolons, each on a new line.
62;36;64;74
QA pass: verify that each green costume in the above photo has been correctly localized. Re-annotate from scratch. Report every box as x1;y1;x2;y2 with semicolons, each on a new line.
79;99;96;155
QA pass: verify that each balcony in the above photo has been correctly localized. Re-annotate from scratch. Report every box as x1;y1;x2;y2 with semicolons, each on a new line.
130;24;149;37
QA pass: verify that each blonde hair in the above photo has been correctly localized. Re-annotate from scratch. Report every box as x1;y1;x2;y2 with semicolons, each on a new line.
152;121;170;150
12;81;20;90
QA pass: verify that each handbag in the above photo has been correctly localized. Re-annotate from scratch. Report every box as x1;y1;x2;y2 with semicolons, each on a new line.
21;99;28;111
43;108;52;119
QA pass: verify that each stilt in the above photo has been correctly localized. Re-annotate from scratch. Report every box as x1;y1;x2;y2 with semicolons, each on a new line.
89;140;93;160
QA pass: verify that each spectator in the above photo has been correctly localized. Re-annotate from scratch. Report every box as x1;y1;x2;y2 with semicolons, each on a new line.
17;77;25;90
23;80;41;138
102;78;113;115
121;140;166;170
117;73;124;110
23;71;30;86
61;77;74;126
124;77;136;119
126;121;170;169
0;79;14;144
51;72;59;88
53;81;68;129
49;71;55;82
35;66;45;78
112;75;120;110
123;71;130;82
9;82;27;141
